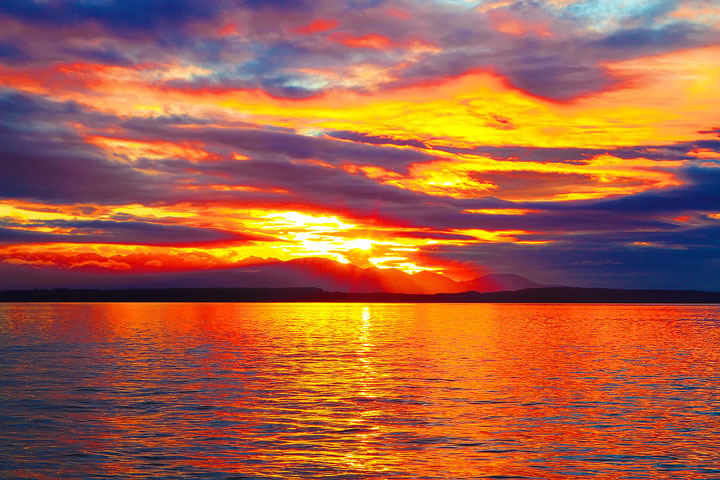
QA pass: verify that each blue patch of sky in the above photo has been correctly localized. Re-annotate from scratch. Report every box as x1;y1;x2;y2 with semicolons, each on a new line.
433;0;481;7
558;0;679;31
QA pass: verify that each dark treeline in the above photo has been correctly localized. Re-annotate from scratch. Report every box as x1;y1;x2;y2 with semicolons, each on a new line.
1;287;720;303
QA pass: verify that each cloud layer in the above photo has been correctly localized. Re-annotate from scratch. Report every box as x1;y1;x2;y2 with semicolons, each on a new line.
1;0;719;290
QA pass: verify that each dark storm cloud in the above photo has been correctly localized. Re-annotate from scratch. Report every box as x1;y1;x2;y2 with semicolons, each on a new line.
0;0;220;36
418;208;679;233
0;41;28;62
328;131;429;149
579;167;720;212
146;155;441;214
328;131;718;165
428;236;720;290
441;140;720;164
0;91;166;204
0;220;268;246
0;89;446;224
695;139;720;152
60;46;132;66
120;121;432;170
559;225;720;248
0;89;465;221
242;0;315;10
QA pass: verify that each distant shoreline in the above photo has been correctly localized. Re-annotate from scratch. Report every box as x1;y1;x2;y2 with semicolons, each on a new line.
1;287;720;304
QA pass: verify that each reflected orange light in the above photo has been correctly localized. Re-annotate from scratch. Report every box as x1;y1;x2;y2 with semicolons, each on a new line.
6;303;715;478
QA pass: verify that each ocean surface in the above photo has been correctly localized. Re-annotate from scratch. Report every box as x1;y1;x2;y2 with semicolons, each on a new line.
1;303;719;479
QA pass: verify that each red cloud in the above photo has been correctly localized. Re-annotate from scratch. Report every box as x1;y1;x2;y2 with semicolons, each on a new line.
293;18;339;35
330;33;393;49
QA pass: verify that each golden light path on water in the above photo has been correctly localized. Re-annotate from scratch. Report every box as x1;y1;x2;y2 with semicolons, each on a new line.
1;303;720;479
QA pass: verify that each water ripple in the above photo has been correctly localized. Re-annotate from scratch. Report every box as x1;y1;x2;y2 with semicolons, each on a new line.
1;303;719;479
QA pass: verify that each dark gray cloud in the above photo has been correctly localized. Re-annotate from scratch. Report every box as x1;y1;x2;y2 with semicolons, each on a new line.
0;219;269;246
328;131;428;149
0;41;28;62
428;239;720;290
577;167;720;213
0;91;167;204
120;120;432;170
0;0;220;36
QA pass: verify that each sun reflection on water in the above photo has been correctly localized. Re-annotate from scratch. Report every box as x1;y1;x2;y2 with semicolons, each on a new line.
1;303;720;479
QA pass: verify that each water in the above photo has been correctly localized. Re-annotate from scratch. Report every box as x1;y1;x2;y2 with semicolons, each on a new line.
1;303;720;479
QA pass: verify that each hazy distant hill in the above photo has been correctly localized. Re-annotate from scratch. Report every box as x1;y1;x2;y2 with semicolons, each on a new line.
0;255;551;294
457;273;548;292
186;257;552;294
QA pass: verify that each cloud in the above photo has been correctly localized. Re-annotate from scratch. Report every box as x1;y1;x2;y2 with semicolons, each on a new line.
0;91;168;204
0;41;27;62
328;131;429;149
0;219;269;246
0;0;220;36
582;167;720;212
1;1;719;290
3;0;714;101
121;121;431;170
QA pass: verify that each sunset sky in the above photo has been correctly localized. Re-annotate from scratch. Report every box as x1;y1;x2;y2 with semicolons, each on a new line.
1;0;719;291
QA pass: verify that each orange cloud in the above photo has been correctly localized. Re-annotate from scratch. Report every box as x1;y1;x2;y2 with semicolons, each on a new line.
85;135;218;163
330;33;393;49
293;19;339;34
342;153;681;201
5;45;717;152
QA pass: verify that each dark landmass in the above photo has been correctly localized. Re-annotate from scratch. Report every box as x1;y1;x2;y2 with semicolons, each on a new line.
0;257;549;294
1;286;720;303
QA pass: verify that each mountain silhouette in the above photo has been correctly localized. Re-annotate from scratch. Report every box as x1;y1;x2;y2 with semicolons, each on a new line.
0;255;548;293
224;257;548;294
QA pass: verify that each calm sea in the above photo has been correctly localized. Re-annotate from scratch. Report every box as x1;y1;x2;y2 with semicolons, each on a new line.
1;303;719;479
